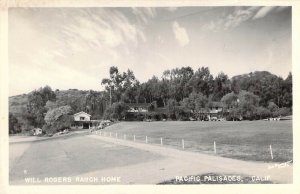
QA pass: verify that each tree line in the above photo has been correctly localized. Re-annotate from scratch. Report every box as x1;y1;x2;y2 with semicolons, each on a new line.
101;66;292;121
9;66;292;134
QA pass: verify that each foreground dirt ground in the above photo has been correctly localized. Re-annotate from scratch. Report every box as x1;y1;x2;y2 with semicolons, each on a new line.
9;132;292;184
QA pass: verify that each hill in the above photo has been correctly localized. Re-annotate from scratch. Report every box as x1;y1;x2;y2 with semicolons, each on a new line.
9;89;106;131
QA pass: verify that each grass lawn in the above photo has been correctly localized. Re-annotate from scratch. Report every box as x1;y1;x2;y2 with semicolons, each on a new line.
104;120;293;162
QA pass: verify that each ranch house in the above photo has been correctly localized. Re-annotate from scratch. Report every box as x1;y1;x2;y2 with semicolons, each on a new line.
71;111;102;129
126;103;151;113
72;111;91;129
198;102;225;120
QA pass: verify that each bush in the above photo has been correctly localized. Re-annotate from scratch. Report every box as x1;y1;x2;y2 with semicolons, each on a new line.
273;107;291;117
152;113;162;121
175;107;190;121
136;113;145;121
169;113;177;120
44;105;73;135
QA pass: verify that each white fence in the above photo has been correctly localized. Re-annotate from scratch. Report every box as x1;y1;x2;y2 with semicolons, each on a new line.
91;130;289;162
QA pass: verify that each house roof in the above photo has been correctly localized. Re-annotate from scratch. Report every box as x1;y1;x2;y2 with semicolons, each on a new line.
74;111;91;117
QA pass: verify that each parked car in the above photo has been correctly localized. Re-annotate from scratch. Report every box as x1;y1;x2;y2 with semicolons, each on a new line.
97;124;104;129
210;117;218;121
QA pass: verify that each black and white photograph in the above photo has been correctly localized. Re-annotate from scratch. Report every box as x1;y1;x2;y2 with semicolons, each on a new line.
4;4;295;188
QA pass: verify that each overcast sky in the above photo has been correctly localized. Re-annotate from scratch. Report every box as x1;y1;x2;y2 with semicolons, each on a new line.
9;6;291;96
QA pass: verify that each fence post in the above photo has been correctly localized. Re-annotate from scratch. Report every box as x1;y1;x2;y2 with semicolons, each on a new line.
270;144;274;160
160;137;163;145
134;135;136;142
182;139;185;150
110;132;111;137
214;141;216;154
146;136;148;144
116;132;118;138
124;134;126;140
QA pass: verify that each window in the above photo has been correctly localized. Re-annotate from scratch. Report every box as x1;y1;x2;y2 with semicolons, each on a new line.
80;117;85;121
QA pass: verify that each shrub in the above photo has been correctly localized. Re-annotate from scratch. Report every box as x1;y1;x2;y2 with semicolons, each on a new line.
9;113;21;134
175;107;190;121
136;113;145;121
44;105;73;134
273;107;291;117
152;113;162;121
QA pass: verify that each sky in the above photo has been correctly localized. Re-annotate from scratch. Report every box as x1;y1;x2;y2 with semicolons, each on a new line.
8;6;291;96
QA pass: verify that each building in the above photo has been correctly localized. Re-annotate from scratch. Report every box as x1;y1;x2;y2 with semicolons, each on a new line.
74;111;91;121
124;103;154;121
198;102;225;121
72;111;92;129
71;111;103;129
126;103;151;113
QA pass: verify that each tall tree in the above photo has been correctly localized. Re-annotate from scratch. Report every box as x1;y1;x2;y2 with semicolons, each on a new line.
212;72;231;101
26;86;56;128
187;67;213;97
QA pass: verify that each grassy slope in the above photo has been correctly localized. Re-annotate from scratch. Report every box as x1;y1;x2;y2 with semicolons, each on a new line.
105;120;293;162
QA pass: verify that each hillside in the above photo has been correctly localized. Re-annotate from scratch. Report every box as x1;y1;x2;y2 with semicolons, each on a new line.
9;89;105;130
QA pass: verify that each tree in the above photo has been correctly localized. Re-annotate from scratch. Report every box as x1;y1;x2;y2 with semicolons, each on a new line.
182;92;208;114
221;91;260;120
187;67;214;97
238;91;260;120
158;79;170;107
212;72;231;101
103;102;129;121
255;106;271;120
268;102;279;117
281;72;292;108
273;107;291;117
45;100;58;111
26;86;56;128
9;113;21;134
221;92;239;110
101;66;127;104
84;90;105;119
166;99;177;119
230;79;240;95
44;105;73;134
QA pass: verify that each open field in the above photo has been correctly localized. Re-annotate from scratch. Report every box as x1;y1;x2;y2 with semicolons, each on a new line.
104;120;293;162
